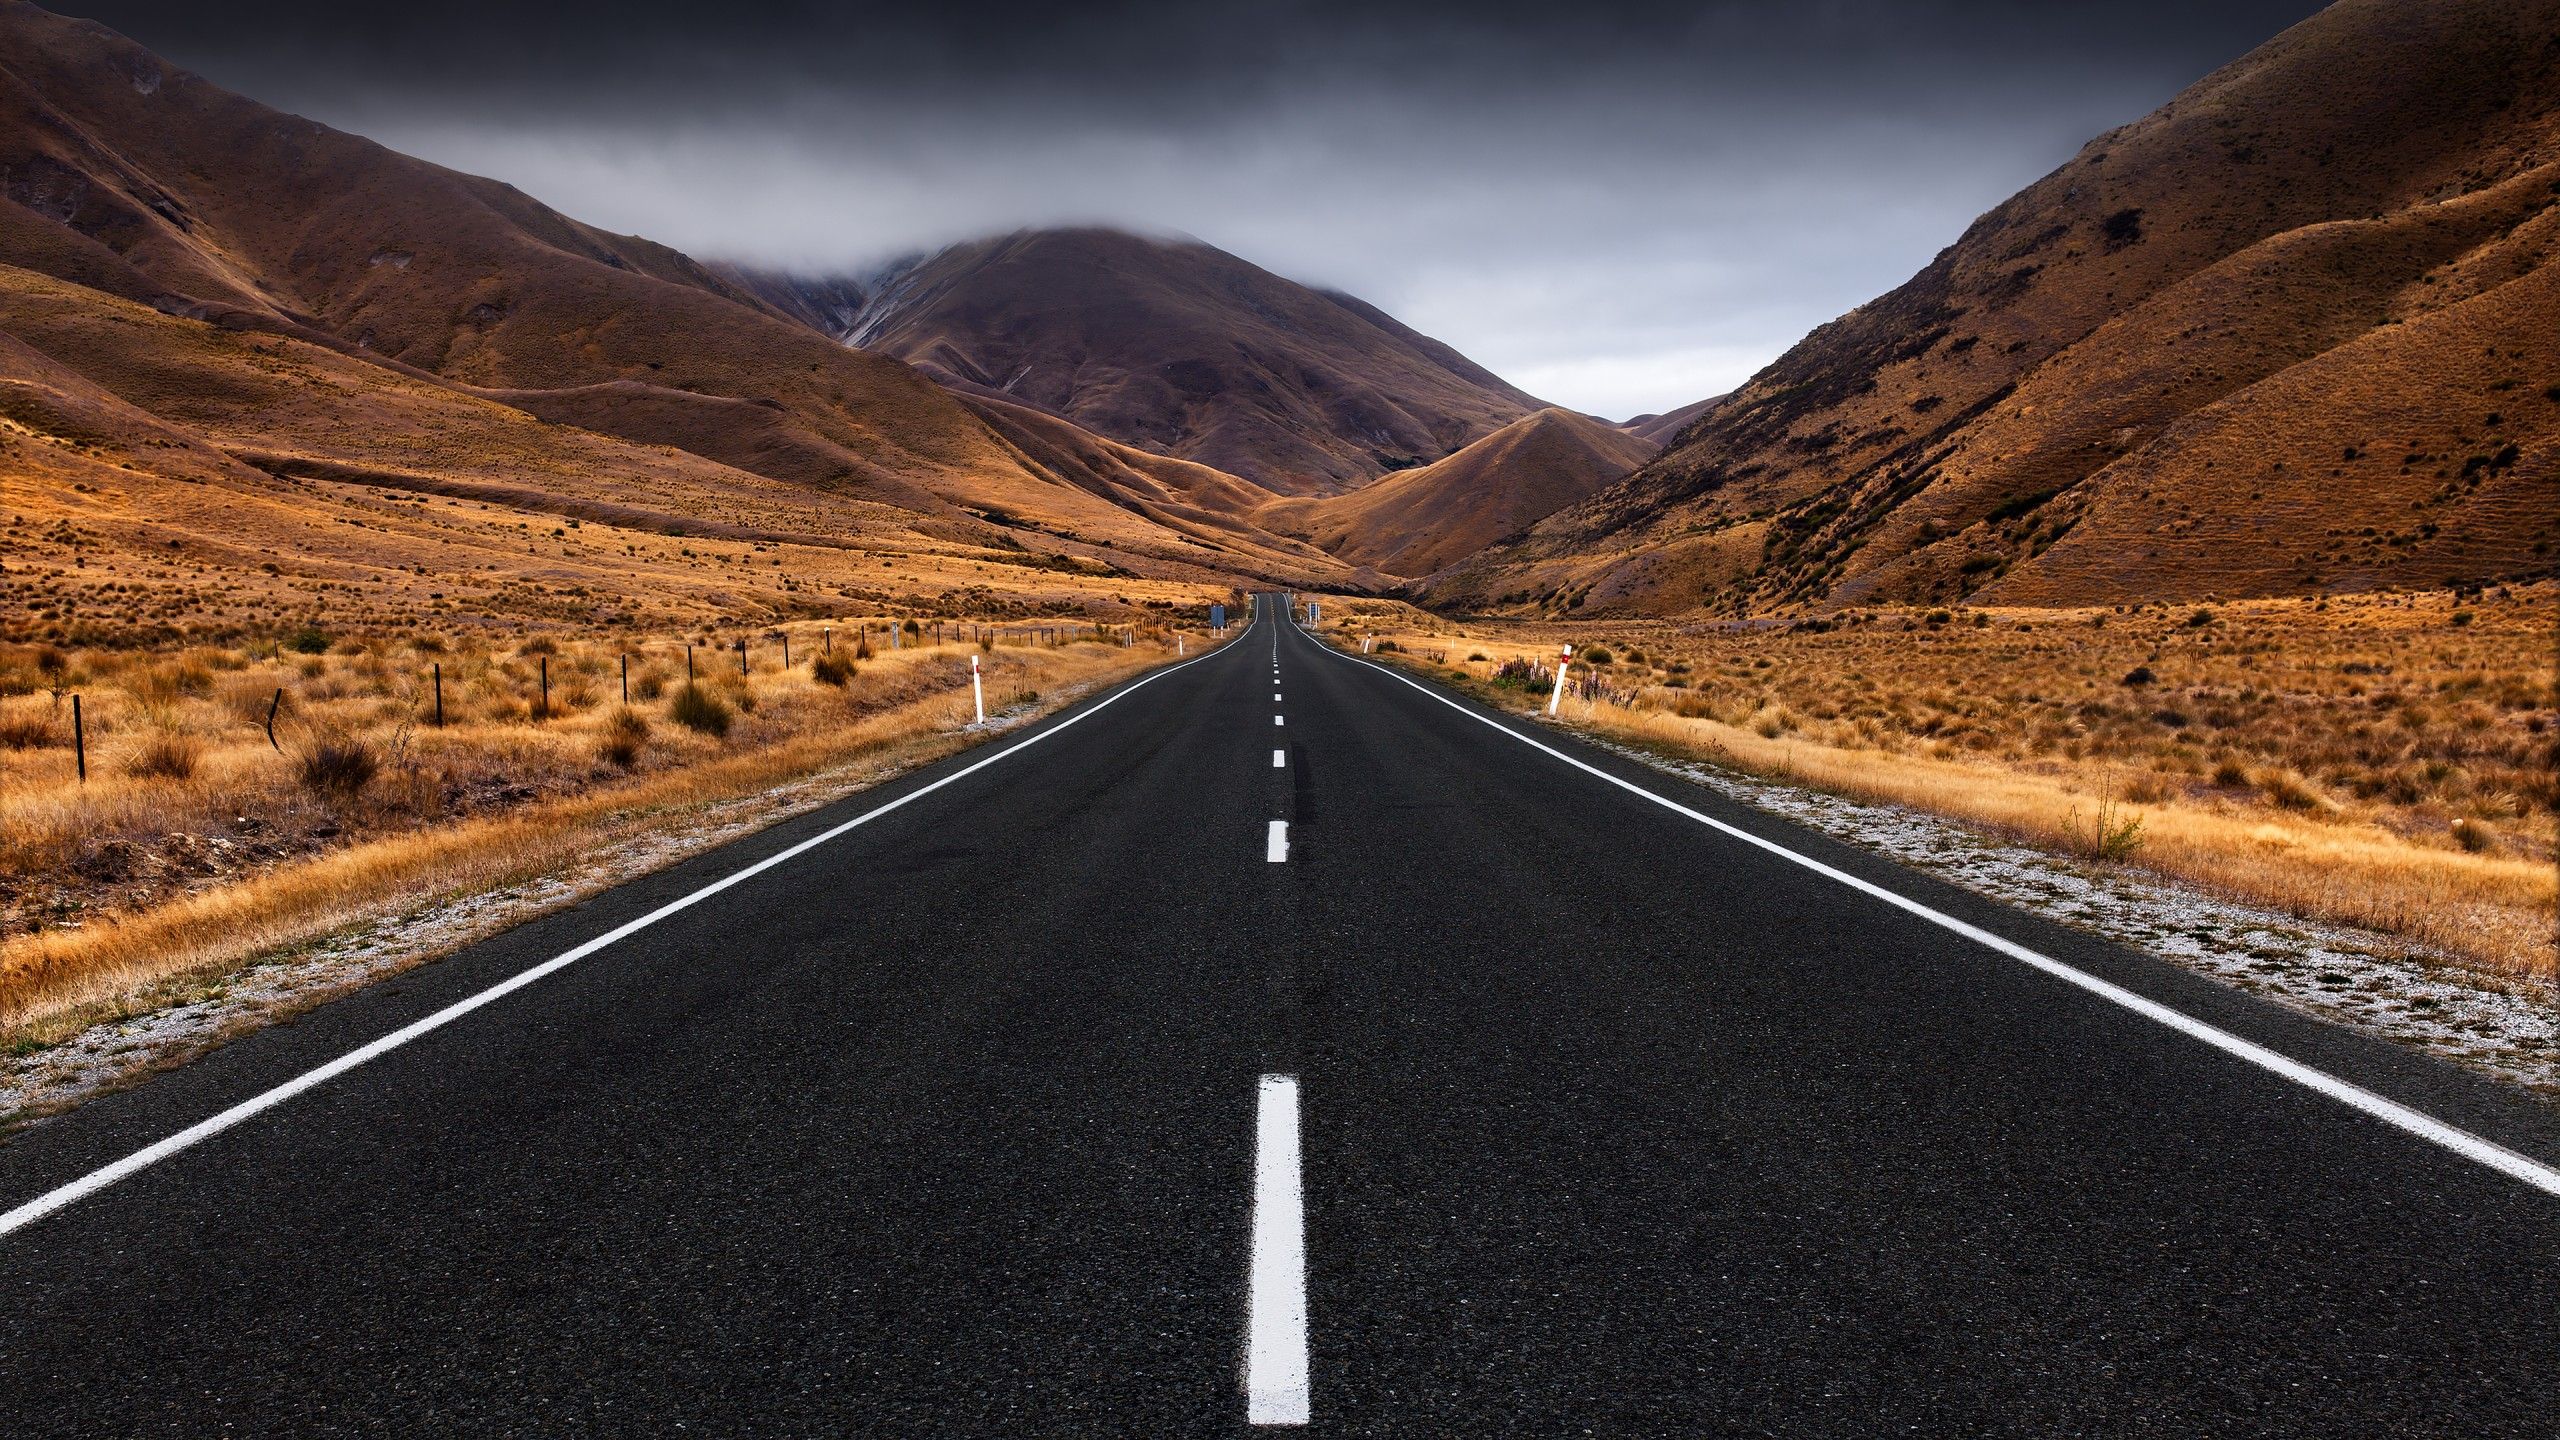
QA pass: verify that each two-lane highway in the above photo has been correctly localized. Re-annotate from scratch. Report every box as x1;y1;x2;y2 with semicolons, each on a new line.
2;593;2555;1435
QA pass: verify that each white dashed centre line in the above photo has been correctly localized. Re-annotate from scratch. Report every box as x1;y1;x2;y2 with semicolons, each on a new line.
1246;1074;1310;1426
1274;715;1284;727
1273;750;1286;768
1265;821;1289;862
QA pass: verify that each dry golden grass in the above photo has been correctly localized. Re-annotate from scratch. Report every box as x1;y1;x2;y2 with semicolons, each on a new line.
0;621;1202;1037
1323;584;2558;986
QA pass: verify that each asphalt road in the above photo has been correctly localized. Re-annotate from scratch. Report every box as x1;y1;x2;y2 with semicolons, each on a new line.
2;593;2556;1436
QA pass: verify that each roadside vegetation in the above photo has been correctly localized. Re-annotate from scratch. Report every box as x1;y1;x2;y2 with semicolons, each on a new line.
1320;585;2558;991
0;618;1200;1042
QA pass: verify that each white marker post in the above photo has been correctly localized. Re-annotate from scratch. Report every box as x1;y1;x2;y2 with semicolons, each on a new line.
1547;644;1573;716
970;653;985;725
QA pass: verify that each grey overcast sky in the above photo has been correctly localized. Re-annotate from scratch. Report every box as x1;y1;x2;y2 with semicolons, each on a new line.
65;0;2329;417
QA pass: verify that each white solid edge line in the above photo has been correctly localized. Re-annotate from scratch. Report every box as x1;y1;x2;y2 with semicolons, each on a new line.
0;617;1259;1241
1299;627;2560;1199
1273;750;1287;768
1246;1073;1311;1426
1266;820;1290;863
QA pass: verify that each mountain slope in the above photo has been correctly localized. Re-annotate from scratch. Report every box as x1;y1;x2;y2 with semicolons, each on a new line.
845;228;1545;494
1435;0;2560;615
1621;394;1726;447
0;1;1005;510
0;1;1363;598
1257;408;1654;578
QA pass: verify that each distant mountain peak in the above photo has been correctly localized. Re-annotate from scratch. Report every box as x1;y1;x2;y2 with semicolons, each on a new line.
792;225;1547;495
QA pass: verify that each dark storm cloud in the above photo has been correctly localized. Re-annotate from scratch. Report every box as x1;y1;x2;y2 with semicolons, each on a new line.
66;0;2329;415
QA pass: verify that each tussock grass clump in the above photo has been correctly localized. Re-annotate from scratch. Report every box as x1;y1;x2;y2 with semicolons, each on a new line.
0;714;58;750
667;683;733;737
297;738;379;797
123;731;203;781
599;708;650;769
810;654;854;687
2260;768;2333;814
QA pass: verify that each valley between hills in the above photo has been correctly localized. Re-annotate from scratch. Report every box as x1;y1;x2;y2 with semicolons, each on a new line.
0;0;2552;1101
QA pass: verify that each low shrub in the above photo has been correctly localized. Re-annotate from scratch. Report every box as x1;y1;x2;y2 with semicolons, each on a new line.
811;654;855;687
285;627;333;655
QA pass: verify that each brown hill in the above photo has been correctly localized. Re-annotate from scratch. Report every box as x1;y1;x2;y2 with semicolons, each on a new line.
0;2;1004;507
0;255;1326;646
0;0;1363;614
844;228;1545;494
1258;408;1654;578
1434;0;2560;616
1621;394;1726;447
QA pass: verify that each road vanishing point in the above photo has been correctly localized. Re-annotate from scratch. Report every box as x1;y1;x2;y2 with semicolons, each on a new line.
2;594;2556;1435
